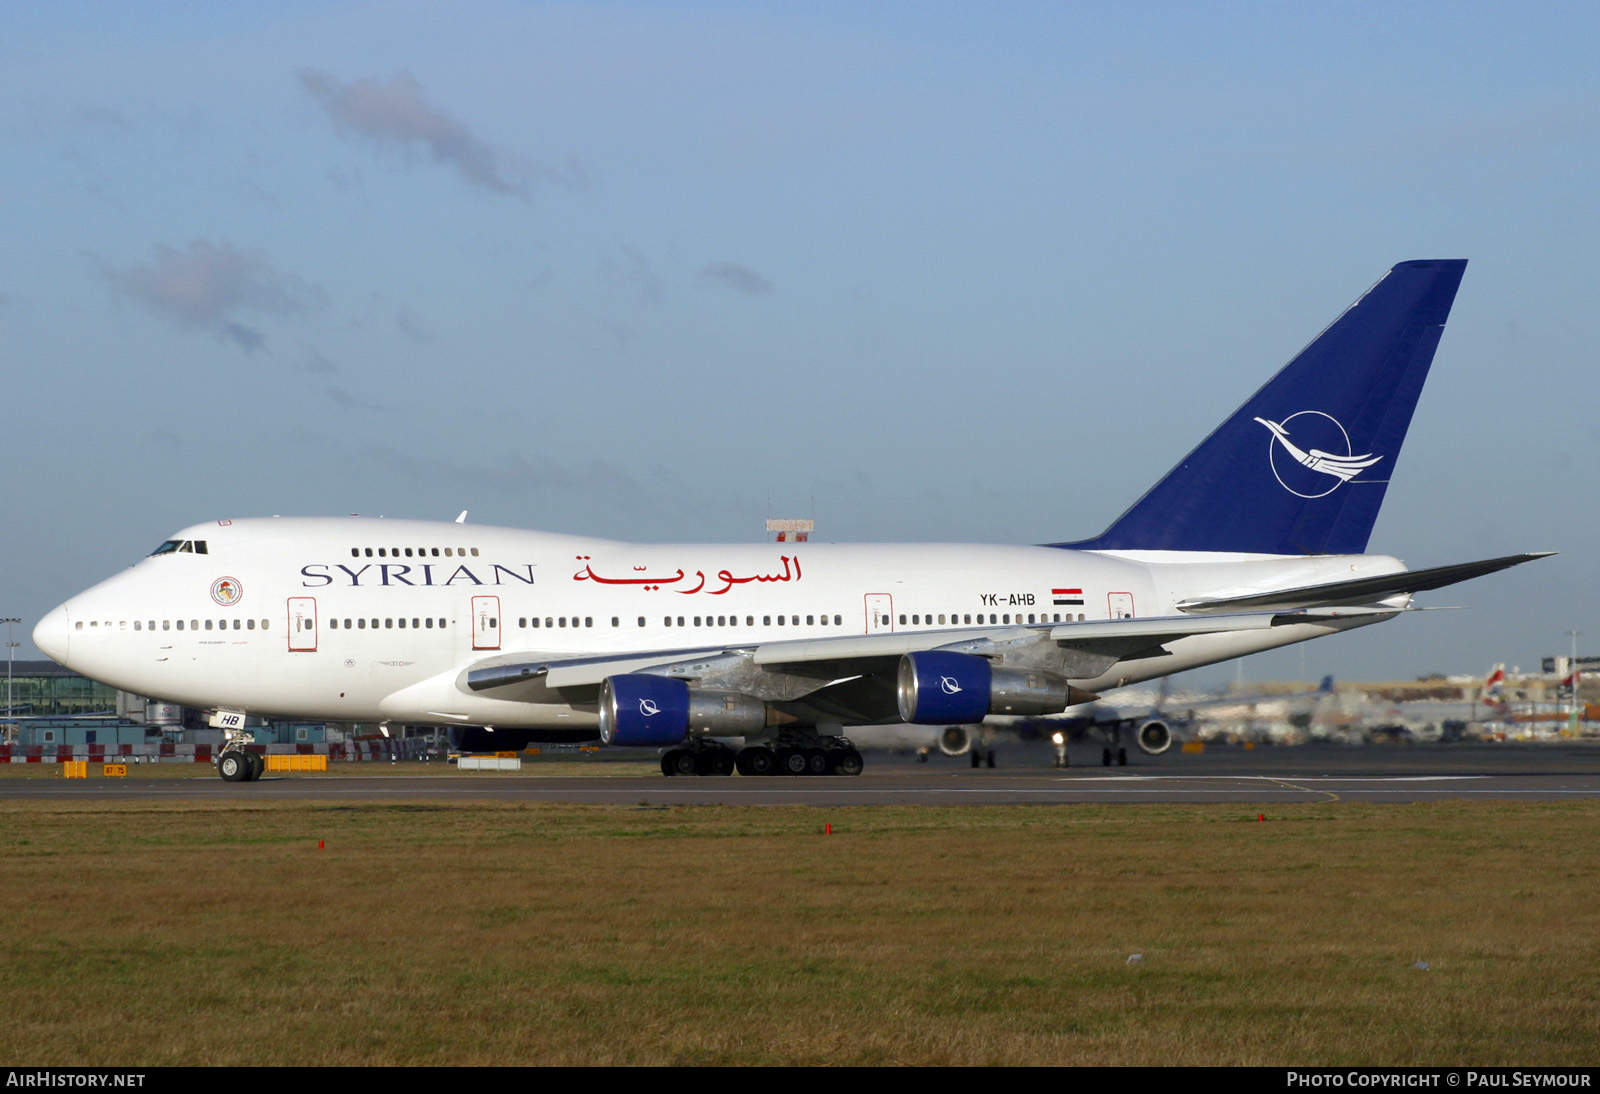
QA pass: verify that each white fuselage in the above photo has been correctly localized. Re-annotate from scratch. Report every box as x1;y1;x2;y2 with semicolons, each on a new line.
33;517;1402;728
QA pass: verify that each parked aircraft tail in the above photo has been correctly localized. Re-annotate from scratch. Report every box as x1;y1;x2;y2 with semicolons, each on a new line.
1058;260;1468;556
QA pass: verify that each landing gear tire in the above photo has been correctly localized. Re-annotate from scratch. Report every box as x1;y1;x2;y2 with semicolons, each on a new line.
830;748;864;777
778;748;809;776
1102;747;1113;767
247;753;265;781
737;747;776;776
673;750;701;777
985;750;996;769
804;749;829;776
1117;748;1128;767
218;752;250;782
708;751;735;777
970;751;981;768
660;751;680;777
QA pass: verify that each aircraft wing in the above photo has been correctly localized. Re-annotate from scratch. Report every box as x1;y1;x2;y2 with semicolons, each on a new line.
466;610;1318;696
1174;552;1553;614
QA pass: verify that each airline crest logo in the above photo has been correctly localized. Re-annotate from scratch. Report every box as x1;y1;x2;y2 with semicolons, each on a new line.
210;577;243;606
939;675;963;696
639;698;660;717
1253;412;1383;499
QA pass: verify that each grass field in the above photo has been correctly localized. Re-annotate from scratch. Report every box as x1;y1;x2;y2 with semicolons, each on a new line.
2;797;1598;1066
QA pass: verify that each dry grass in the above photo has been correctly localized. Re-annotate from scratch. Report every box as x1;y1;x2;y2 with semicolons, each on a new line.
2;800;1598;1065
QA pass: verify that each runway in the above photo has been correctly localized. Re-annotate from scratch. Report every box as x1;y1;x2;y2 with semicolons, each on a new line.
7;742;1600;804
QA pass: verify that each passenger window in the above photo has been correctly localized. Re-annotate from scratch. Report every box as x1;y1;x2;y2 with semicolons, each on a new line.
176;621;184;630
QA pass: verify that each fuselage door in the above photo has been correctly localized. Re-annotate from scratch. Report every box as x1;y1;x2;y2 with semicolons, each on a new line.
1108;592;1135;620
472;595;501;651
865;593;894;634
287;597;318;652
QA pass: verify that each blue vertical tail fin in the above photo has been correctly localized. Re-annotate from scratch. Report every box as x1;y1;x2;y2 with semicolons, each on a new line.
1056;260;1467;556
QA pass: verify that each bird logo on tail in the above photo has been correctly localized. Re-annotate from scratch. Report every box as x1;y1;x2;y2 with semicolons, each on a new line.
1255;412;1383;498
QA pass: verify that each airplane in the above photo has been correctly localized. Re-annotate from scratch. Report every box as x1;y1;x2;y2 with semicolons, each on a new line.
32;259;1550;781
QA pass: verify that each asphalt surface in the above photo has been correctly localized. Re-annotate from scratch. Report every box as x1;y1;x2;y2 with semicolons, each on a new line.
9;741;1600;804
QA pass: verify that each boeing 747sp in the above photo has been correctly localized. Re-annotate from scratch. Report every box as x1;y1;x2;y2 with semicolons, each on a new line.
33;260;1548;779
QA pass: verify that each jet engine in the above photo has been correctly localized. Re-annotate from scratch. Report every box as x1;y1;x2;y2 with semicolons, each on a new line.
597;674;769;747
896;651;1073;724
1135;718;1173;755
936;724;976;757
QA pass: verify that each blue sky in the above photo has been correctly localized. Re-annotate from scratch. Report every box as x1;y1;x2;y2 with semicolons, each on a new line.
3;1;1596;684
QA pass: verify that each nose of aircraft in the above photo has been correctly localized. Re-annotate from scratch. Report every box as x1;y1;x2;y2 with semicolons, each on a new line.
33;605;70;664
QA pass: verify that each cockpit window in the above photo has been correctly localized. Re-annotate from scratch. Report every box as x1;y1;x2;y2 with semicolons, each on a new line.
150;539;208;556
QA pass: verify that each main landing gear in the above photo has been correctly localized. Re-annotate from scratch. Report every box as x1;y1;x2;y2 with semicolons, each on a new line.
660;735;865;777
1098;723;1129;767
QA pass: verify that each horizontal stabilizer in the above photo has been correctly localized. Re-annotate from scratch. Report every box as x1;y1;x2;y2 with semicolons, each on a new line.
1176;552;1553;614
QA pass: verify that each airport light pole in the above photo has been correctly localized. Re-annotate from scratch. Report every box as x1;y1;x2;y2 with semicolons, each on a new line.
2;618;20;717
1568;630;1583;736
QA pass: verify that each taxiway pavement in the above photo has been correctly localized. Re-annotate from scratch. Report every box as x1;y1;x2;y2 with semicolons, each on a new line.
7;742;1600;805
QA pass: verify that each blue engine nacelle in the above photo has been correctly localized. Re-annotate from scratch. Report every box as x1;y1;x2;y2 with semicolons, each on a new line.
897;651;1075;724
599;675;690;746
598;674;770;746
896;652;993;724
